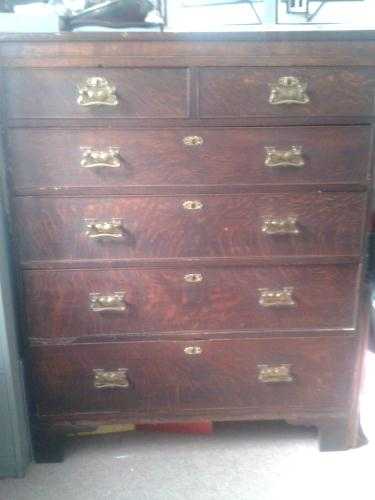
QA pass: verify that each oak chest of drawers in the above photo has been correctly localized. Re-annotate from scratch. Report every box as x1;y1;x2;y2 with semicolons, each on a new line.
1;30;374;457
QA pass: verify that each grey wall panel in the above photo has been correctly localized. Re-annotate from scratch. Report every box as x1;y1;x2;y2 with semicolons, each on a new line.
0;120;31;476
0;374;14;461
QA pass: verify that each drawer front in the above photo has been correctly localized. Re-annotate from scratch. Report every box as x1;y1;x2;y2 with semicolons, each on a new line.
199;67;375;117
9;126;370;191
31;336;358;416
15;193;366;263
24;265;358;340
5;68;189;119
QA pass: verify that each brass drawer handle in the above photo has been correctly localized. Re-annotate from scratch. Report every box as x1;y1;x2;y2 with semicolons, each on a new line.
184;273;203;283
94;369;130;389
262;216;299;235
265;146;304;168
257;364;293;383
80;147;121;169
269;76;310;106
184;346;202;355
259;287;295;308
183;136;204;147
89;292;128;313
77;77;119;107
85;219;125;240
182;200;203;211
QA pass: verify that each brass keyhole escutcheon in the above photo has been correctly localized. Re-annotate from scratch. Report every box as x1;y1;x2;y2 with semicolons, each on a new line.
182;200;203;211
184;346;202;356
183;136;204;147
184;273;203;283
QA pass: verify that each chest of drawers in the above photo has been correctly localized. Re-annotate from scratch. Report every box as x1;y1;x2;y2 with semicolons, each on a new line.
1;30;374;458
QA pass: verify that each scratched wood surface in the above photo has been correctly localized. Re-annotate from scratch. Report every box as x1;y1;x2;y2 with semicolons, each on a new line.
8;126;371;193
199;67;375;118
2;32;374;452
30;336;358;416
23;264;359;341
14;193;367;263
4;68;189;119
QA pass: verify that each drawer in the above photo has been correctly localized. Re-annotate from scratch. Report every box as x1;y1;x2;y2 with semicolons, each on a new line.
5;68;189;119
199;67;375;117
31;336;358;416
15;193;366;263
24;264;358;340
8;126;370;192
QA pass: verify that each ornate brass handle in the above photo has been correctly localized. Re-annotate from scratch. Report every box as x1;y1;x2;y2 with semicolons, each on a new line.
77;77;119;107
183;136;204;147
85;219;125;240
257;364;293;383
80;147;121;169
93;369;130;389
258;287;295;307
184;273;203;283
265;146;304;168
89;292;127;313
184;346;202;355
182;200;203;211
269;76;310;106
262;216;299;235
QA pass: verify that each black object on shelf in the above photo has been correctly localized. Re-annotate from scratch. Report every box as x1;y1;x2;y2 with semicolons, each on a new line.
59;0;165;32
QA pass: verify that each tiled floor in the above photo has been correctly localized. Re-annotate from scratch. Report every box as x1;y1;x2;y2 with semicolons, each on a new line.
1;351;375;500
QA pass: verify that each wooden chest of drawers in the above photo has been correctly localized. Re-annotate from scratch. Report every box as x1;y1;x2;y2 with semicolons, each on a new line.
1;30;374;457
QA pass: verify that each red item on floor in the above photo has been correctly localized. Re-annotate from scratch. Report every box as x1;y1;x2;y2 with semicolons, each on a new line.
136;422;213;434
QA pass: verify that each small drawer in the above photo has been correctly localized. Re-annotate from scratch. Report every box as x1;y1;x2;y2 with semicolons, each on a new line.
31;336;358;416
5;68;189;119
199;67;375;117
23;264;359;340
8;126;371;192
15;192;366;263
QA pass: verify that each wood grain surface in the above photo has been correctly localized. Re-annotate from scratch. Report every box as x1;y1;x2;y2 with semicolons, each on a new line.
8;126;371;192
23;264;359;340
4;68;189;119
30;336;359;416
14;193;367;263
199;67;375;117
2;32;373;452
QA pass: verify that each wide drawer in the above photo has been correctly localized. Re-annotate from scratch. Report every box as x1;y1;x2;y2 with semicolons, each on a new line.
8;126;371;192
5;68;189;119
199;67;375;117
31;336;358;416
15;193;366;263
24;264;358;340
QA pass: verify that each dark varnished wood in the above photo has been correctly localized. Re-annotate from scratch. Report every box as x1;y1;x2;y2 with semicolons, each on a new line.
1;31;374;454
199;67;375;118
30;335;358;416
8;126;371;193
4;68;189;119
20;255;360;271
4;34;375;69
23;264;359;341
6;116;375;130
14;193;367;264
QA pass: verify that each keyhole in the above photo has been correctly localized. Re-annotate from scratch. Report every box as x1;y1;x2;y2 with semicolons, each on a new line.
182;200;203;211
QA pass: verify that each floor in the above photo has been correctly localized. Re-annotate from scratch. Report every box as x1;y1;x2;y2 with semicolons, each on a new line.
1;351;375;500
